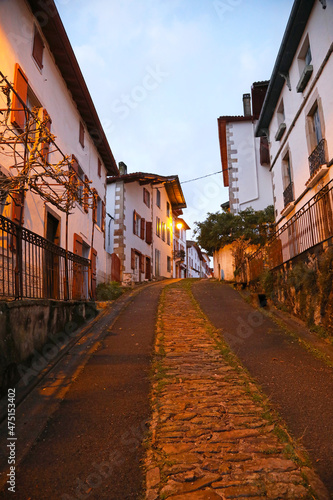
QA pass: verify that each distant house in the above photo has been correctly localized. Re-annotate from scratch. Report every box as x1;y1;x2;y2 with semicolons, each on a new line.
187;241;202;278
215;83;274;280
255;0;333;267
218;82;273;215
106;163;186;284
0;0;118;300
173;214;190;278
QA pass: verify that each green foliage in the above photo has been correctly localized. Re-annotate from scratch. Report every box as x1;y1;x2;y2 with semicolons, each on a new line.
194;205;274;254
96;281;123;301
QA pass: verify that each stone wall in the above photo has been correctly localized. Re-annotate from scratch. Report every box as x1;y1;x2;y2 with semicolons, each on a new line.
0;300;97;394
258;242;333;337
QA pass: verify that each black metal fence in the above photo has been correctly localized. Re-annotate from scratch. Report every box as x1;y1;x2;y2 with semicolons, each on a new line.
239;179;333;282
0;214;90;300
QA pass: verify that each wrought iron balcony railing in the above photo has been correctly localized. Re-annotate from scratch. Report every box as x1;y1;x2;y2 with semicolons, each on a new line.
309;138;327;177
283;182;294;207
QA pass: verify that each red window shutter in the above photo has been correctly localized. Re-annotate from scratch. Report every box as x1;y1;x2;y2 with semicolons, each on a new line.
260;136;270;166
131;249;135;269
11;191;24;225
72;233;83;300
101;201;106;232
92;189;97;223
32;27;44;69
140;217;145;240
79;121;85;147
140;254;145;273
11;63;28;131
71;154;79;173
133;210;136;234
98;158;102;177
90;248;97;299
41;108;51;162
83;175;89;213
146;221;152;245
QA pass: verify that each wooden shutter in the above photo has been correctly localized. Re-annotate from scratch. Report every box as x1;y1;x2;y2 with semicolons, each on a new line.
131;248;135;269
92;189;97;223
72;233;83;299
146;221;152;245
32;28;44;69
140;217;145;240
11;64;28;131
140;254;145;273
41;108;51;162
83;175;89;213
101;201;106;232
260;136;270;166
133;210;136;234
90;248;97;299
79;121;85;147
11;191;24;225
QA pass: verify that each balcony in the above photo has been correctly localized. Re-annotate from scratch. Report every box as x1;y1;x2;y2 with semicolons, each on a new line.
283;182;294;207
308;138;327;179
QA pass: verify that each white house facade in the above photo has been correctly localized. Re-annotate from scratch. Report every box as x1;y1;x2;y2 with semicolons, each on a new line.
186;241;203;278
218;82;274;215
0;0;118;300
106;166;186;285
255;0;333;263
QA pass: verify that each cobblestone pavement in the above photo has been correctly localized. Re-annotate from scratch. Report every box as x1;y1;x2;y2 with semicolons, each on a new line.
145;282;329;500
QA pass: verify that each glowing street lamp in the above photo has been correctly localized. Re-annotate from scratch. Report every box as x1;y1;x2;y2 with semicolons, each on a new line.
176;222;183;230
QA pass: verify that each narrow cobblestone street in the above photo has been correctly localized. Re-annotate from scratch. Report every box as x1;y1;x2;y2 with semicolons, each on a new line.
145;281;329;500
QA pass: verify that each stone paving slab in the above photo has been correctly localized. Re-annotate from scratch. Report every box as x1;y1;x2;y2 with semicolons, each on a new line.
145;282;329;500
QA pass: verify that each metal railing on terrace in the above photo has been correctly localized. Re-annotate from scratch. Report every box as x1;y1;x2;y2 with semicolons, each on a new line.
0;214;90;300
239;178;333;282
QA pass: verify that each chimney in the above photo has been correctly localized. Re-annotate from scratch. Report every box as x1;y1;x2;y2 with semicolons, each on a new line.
118;161;127;175
242;93;251;117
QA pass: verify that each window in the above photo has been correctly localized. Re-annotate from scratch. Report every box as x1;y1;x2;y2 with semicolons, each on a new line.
32;27;44;70
282;151;294;207
96;196;103;228
156;217;161;237
307;100;326;176
167;256;171;273
143;188;150;208
167;228;171;245
156;188;161;208
133;211;145;239
79;121;85;148
161;222;166;241
311;105;323;146
98;158;102;178
275;100;286;141
155;249;160;276
166;202;170;217
297;36;313;93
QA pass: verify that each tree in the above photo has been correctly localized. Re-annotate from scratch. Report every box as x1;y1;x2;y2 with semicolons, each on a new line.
194;206;275;255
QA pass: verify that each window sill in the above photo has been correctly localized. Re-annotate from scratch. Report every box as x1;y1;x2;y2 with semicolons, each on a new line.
275;122;286;141
280;201;295;218
305;164;329;188
296;64;313;93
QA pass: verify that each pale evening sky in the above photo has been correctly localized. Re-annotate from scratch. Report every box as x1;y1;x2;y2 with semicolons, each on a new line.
55;0;293;237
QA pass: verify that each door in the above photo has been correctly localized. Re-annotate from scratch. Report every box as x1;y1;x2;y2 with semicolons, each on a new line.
45;212;60;298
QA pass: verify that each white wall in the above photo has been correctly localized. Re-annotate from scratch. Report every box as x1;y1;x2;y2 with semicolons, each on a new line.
213;246;234;281
187;245;201;278
229;120;273;214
